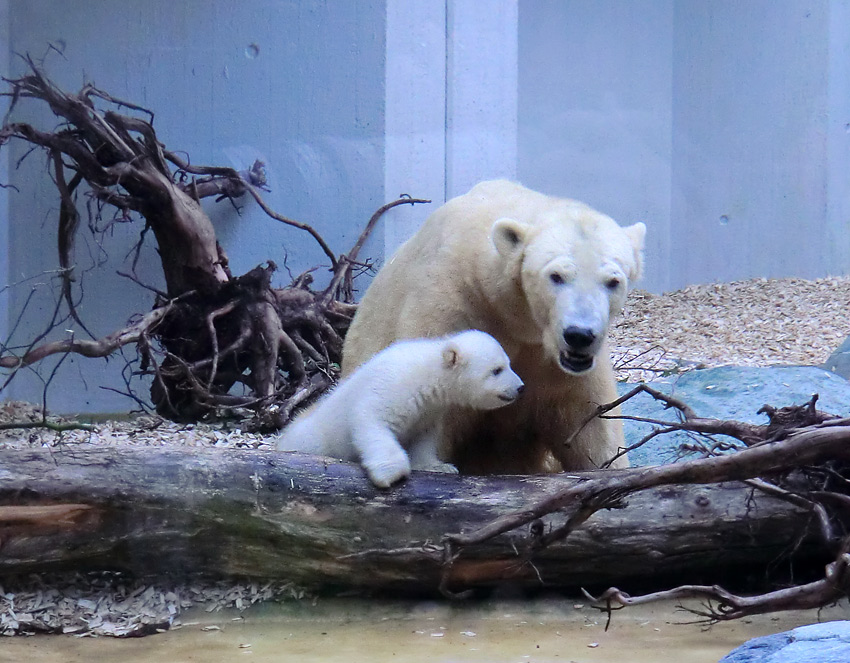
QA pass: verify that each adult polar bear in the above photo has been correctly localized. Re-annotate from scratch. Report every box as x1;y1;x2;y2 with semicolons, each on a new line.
342;180;646;474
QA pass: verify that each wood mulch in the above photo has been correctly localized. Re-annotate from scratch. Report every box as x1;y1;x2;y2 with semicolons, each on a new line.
610;276;850;382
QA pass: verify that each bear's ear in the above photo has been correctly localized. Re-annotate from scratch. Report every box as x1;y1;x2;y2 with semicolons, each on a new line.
623;222;646;281
491;218;530;257
442;343;462;369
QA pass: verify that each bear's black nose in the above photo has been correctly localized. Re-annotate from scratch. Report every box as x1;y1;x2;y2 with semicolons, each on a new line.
563;326;596;349
516;384;525;395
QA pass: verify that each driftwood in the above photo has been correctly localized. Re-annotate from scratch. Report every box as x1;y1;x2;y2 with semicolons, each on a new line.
0;436;842;596
2;387;846;624
0;59;428;424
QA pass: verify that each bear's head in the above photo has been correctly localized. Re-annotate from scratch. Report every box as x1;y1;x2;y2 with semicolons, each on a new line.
440;330;525;409
490;206;645;376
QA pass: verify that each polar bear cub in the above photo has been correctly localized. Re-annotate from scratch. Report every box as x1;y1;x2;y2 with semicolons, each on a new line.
274;330;524;487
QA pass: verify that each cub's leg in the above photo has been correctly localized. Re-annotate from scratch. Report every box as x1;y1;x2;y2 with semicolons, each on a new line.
351;421;411;488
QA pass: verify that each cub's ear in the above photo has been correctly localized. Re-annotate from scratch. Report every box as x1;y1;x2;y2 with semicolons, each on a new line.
623;222;646;282
442;343;462;369
491;218;531;257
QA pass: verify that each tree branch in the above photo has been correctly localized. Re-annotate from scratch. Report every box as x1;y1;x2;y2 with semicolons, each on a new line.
446;425;850;550
323;195;430;302
0;301;177;369
0;419;94;432
239;179;339;270
586;537;850;623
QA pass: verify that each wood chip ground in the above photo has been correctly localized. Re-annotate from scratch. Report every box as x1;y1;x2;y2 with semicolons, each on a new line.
609;276;850;382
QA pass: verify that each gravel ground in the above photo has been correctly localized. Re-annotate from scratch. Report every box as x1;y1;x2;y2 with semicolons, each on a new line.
1;275;849;637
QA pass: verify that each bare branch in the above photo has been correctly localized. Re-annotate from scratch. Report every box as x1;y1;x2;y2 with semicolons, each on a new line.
239;179;339;270
446;424;850;550
323;195;430;302
0;302;176;369
204;299;240;389
586;538;850;622
0;420;94;432
51;149;95;338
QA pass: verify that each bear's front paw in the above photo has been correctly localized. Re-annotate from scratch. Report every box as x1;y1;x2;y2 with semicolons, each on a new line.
363;452;411;488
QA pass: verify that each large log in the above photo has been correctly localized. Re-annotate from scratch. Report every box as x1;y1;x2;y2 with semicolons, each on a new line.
0;446;820;594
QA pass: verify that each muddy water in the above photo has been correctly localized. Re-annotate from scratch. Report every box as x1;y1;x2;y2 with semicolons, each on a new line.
3;598;848;663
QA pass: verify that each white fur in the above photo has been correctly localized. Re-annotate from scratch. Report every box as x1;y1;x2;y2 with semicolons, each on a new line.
342;180;646;474
273;330;523;487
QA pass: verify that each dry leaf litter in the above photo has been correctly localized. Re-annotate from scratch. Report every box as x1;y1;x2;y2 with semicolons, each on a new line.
1;275;849;637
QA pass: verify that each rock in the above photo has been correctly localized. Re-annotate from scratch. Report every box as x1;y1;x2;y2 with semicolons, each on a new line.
619;366;850;466
719;621;850;662
824;335;850;380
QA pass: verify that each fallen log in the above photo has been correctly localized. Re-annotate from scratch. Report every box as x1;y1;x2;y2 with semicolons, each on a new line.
0;445;825;594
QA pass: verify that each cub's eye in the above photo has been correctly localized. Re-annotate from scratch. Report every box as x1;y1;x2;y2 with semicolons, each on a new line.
549;272;565;285
606;277;621;290
491;366;504;376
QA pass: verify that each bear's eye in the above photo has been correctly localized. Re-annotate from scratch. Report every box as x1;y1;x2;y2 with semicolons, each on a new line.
491;366;504;376
549;272;565;286
606;277;621;290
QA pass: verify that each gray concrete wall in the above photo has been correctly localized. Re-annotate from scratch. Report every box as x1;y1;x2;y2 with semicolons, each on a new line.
518;0;850;292
518;0;674;293
827;0;850;273
445;0;518;199
382;0;518;255
384;0;448;254
0;0;8;349
670;0;845;286
3;0;386;412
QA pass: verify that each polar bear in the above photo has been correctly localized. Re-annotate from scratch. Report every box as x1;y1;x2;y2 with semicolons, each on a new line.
274;330;524;488
343;180;645;474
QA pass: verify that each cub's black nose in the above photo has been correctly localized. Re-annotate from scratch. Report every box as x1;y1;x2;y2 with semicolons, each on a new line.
516;384;525;395
563;326;596;349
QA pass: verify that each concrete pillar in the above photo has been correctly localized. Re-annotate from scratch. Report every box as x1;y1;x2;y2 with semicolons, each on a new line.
383;0;519;255
445;0;518;199
384;0;447;255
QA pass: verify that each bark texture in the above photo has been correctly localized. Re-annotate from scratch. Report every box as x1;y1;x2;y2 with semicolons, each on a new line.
0;446;822;594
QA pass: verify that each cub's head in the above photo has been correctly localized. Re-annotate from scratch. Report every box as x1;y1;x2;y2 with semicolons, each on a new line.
490;203;645;376
440;330;524;409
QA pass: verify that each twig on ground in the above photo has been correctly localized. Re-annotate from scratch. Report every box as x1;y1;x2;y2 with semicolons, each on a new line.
585;537;850;623
323;195;430;302
0;419;95;432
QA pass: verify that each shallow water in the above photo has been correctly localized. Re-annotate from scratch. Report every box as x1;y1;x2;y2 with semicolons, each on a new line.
3;597;847;663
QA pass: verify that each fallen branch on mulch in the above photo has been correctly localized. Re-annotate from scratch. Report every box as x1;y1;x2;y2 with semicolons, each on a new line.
441;389;850;613
0;390;847;634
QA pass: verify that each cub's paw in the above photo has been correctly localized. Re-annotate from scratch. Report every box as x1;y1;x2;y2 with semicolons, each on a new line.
422;461;459;474
363;452;411;488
